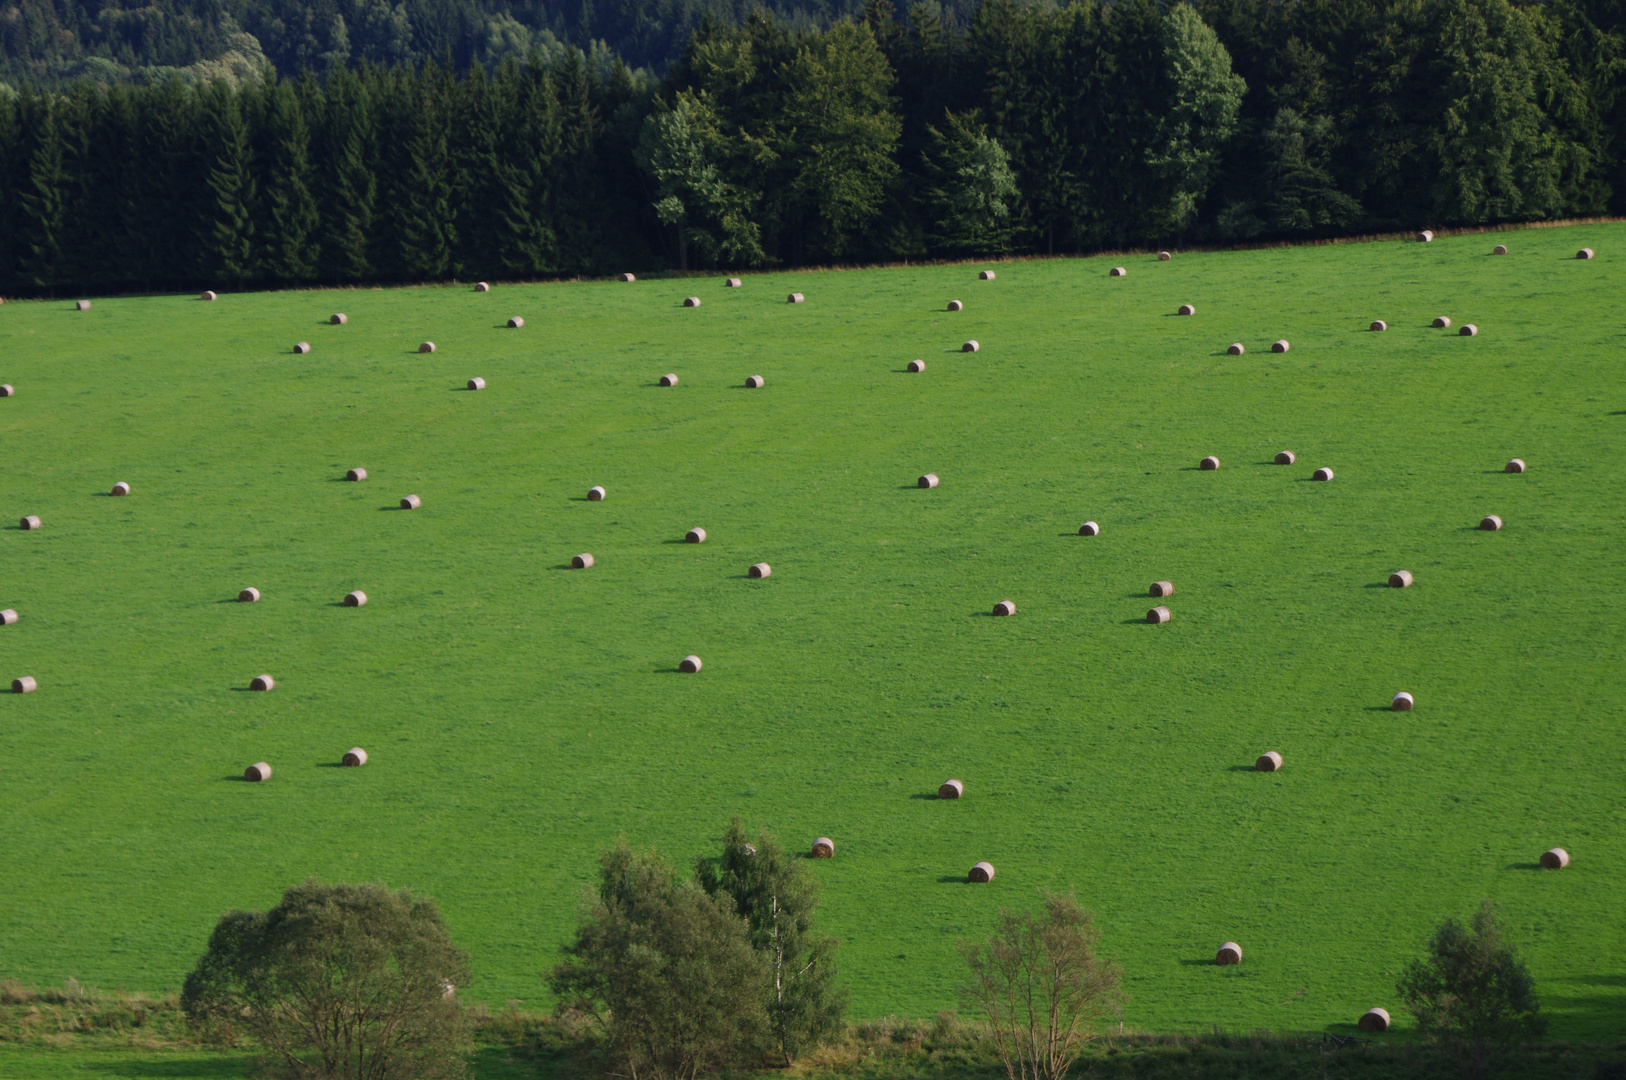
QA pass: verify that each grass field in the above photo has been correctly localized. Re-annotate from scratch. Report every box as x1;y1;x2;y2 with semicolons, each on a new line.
2;224;1624;1043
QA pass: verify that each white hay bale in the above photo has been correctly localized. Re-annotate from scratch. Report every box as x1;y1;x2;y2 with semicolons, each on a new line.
344;590;367;607
239;587;261;602
811;837;834;858
1506;458;1525;473
572;553;595;569
963;340;980;352
244;761;272;781
1216;942;1242;965
992;600;1016;617
77;300;92;310
947;300;963;311
749;562;771;578
419;341;436;353
588;486;606;501
1460;324;1478;336
0;609;16;625
1312;467;1334;481
475;281;490;292
1358;1008;1390;1032
1271;339;1290;353
1541;847;1570;869
1158;251;1171;261
1148;605;1171;624
295;342;311;354
1417;230;1434;242
1150;580;1175;598
0;385;12;396
787;292;804;304
1577;248;1594;259
680;655;703;673
1110;267;1126;277
1480;514;1503;531
969;861;996;882
620;273;636;282
1392;691;1414;711
1493;245;1507;256
1389;570;1413;588
979;270;996;280
1200;455;1220;471
507;316;524;328
1227;343;1245;355
918;473;939;489
19;515;40;530
1370;320;1387;331
401;494;421;509
726;278;743;287
13;675;37;693
686;527;707;543
746;375;765;388
343;747;368;766
468;377;486;390
1178;304;1195;316
346;467;367;481
331;313;347;325
684;296;702;307
1275;451;1296;465
1432;316;1451;329
250;674;275;691
112;481;130;496
660;373;679;386
201;290;217;301
939;778;963;798
907;359;926;372
1256;751;1283;772
1079;521;1099;536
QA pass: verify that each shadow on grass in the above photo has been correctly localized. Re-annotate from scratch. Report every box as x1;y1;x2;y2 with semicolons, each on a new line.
1122;617;1156;625
1509;862;1544;870
1227;765;1258;772
1364;705;1397;712
1363;581;1398;588
910;792;943;800
220;774;251;781
1178;958;1217;966
938;875;969;884
83;1056;256;1078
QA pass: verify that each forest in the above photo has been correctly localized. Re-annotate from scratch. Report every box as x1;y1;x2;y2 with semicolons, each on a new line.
0;0;1623;293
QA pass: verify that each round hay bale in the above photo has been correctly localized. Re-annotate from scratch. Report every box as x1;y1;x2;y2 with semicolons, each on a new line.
686;527;707;543
1158;251;1172;261
344;590;367;607
1227;343;1245;355
1200;455;1220;470
1312;467;1334;481
1178;304;1195;316
343;747;368;766
1370;320;1387;331
475;281;490;292
295;342;311;354
1432;316;1451;329
401;494;421;509
1506;458;1526;473
680;655;703;673
1358;1008;1391;1032
1418;230;1434;242
77;300;92;310
573;553;595;569
1577;248;1594;259
1392;691;1414;711
112;481;130;496
419;341;436;353
1480;514;1503;531
969;861;996;883
1540;847;1570;869
1150;580;1175;597
201;290;217;301
992;600;1016;617
948;300;963;311
620;273;636;282
660;373;679;386
468;377;486;390
907;359;926;372
1110;267;1126;277
1271;339;1290;353
588;486;606;501
726;278;743;287
787;292;804;304
1493;245;1507;256
346;467;367;481
1460;324;1478;336
0;609;17;625
508;316;525;328
919;473;939;488
746;375;765;388
1389;570;1414;588
13;675;37;693
239;587;261;603
939;778;964;798
1256;751;1283;772
748;562;771;578
331;313;347;325
244;761;272;781
1148;605;1171;624
684;296;702;307
19;515;40;530
812;837;834;858
963;340;980;352
980;270;996;280
250;674;275;691
1079;521;1100;536
1216;942;1242;965
0;385;12;396
1275;450;1296;465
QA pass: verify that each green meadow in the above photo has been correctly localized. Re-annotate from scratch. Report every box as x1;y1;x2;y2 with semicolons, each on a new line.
1;225;1623;1042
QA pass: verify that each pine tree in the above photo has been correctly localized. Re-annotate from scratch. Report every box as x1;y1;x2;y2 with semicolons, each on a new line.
260;79;321;283
198;82;257;284
320;68;378;281
19;99;68;290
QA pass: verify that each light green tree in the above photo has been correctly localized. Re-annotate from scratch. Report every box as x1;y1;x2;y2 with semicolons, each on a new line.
1148;3;1245;234
924;110;1018;254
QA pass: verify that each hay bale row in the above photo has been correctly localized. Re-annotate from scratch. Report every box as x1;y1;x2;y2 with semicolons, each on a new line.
1158;251;1172;261
573;553;594;569
476;281;491;292
1148;605;1171;624
1480;514;1503;531
331;313;347;325
13;675;37;693
947;300;963;311
1493;245;1508;256
588;485;606;501
963;340;980;352
980;270;996;280
77;300;92;310
969;861;996;882
1110;267;1127;277
812;837;834;858
1178;304;1196;316
1256;751;1283;772
1150;580;1174;598
401;494;422;509
684;296;702;307
468;376;486;390
992;600;1016;616
746;375;765;388
245;761;272;781
295;342;312;354
343;747;368;766
19;515;40;530
1418;230;1434;242
788;292;805;304
1370;320;1387;331
112;481;130;496
680;654;703;674
1432;316;1451;328
1460;324;1478;336
0;609;17;625
939;778;963;798
1578;248;1595;259
1275;450;1296;465
620;273;636;282
749;562;771;578
419;342;436;353
1216;942;1242;964
346;467;367;481
1200;455;1220;470
1228;343;1245;355
0;384;12;397
1506;458;1526;473
344;590;368;607
1079;521;1100;536
1541;847;1570;868
1390;570;1413;588
250;674;275;691
907;359;926;372
508;316;525;328
1312;467;1334;481
660;373;679;386
1392;691;1414;711
239;587;261;602
727;278;743;287
1358;1009;1390;1032
919;473;939;488
686;527;707;543
201;290;217;301
1272;339;1290;353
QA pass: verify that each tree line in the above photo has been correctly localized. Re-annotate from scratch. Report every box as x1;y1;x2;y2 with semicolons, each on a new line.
2;0;1623;295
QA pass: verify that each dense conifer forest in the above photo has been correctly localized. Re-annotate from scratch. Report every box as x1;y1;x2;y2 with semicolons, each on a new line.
0;0;1622;292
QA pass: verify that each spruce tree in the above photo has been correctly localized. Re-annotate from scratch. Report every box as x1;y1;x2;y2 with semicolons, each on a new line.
260;79;321;283
321;68;378;281
198;82;257;285
19;100;68;290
